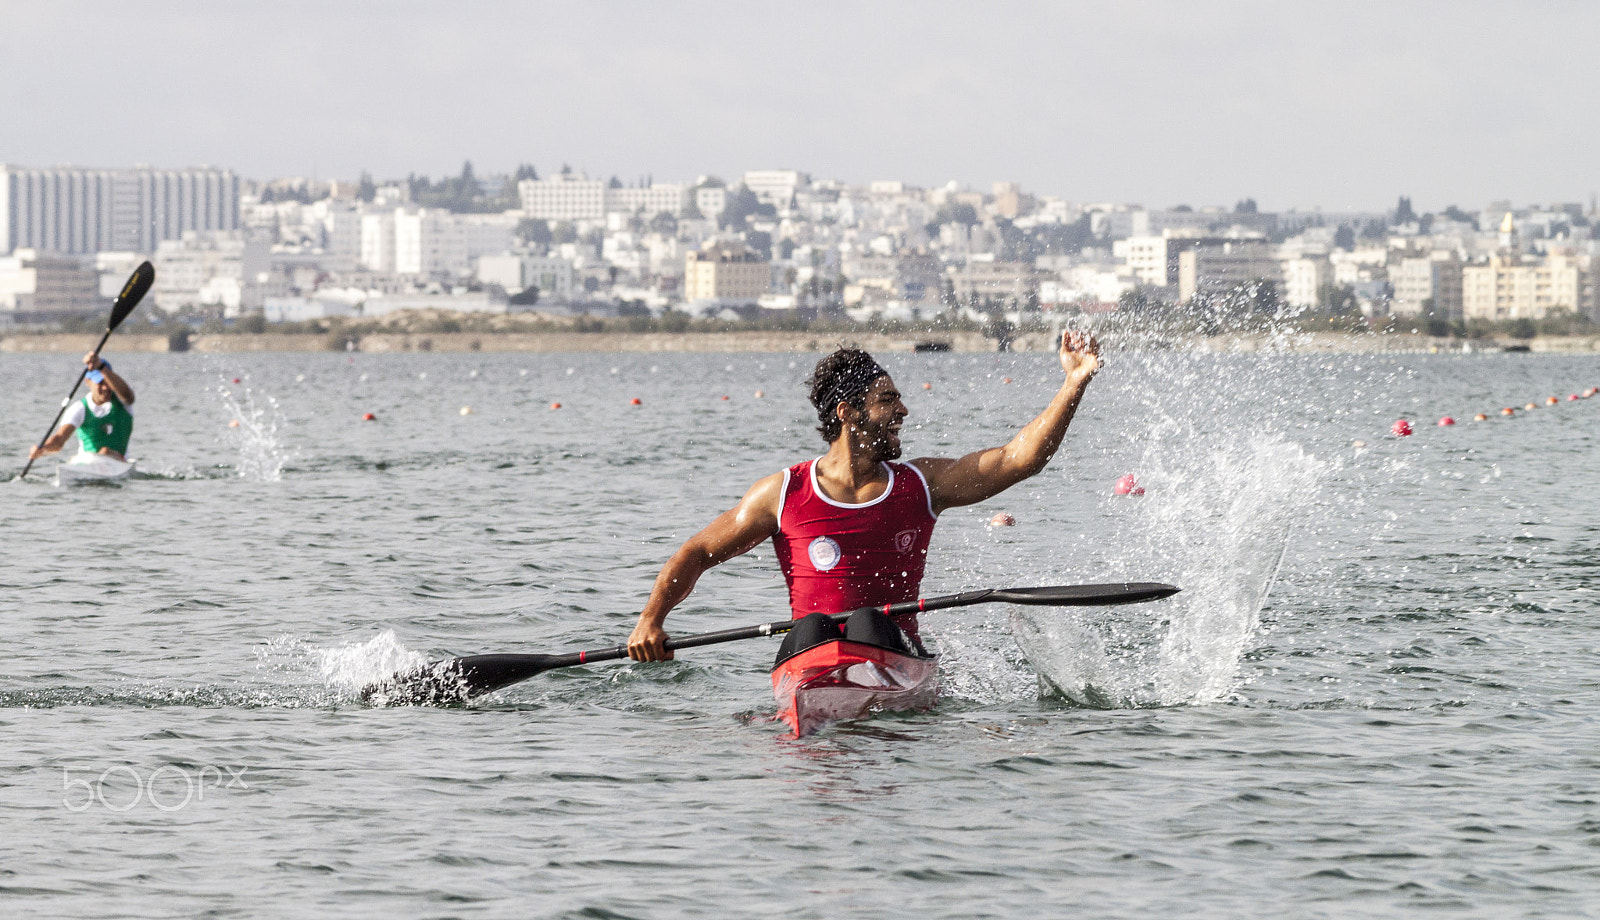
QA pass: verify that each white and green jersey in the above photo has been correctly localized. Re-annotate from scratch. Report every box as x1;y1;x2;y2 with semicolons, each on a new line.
65;395;134;455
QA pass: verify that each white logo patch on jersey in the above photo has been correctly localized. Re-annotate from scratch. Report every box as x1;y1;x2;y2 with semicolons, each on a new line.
807;536;843;571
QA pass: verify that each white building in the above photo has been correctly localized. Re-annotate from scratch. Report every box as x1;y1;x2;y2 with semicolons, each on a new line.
1281;256;1332;308
519;175;689;221
360;211;396;272
475;253;575;300
0;249;100;320
0;163;239;255
1177;241;1280;303
607;184;689;217
695;186;728;219
1391;254;1464;318
360;209;513;278
152;230;270;315
742;170;808;208
520;174;606;220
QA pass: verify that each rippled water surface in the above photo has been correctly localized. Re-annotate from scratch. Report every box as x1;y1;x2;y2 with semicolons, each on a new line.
1;347;1597;918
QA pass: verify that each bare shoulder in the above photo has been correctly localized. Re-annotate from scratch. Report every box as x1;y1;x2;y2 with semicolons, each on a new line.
742;468;788;505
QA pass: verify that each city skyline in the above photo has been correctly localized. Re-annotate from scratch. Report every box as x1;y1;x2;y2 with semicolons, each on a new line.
6;2;1600;213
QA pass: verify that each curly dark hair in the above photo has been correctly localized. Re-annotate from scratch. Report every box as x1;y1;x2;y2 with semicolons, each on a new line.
806;347;887;442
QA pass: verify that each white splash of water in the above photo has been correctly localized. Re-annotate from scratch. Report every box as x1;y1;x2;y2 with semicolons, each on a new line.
1013;432;1327;707
312;630;427;695
218;378;290;481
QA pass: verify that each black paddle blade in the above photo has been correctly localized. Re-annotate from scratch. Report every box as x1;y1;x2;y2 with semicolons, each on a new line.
108;261;155;331
360;653;566;705
989;582;1179;606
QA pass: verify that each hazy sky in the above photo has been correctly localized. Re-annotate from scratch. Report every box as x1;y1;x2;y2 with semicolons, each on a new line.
4;1;1595;213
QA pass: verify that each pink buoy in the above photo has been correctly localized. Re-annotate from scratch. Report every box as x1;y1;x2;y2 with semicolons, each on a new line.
1437;416;1455;427
1113;474;1145;496
362;412;376;421
989;512;1016;527
232;377;241;384
1392;419;1413;436
1569;394;1579;401
630;397;641;405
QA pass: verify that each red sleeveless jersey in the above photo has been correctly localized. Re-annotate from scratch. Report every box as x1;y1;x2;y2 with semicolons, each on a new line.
772;458;938;629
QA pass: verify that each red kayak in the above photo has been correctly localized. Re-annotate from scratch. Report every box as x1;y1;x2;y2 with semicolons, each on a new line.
771;640;938;737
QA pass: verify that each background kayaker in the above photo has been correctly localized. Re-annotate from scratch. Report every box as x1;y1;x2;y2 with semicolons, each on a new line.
28;352;137;462
627;329;1101;662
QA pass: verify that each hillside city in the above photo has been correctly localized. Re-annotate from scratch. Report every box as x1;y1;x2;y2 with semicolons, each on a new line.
2;162;1597;339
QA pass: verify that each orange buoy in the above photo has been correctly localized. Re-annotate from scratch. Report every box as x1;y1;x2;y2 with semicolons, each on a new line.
1545;396;1559;406
630;397;642;406
1525;403;1538;411
754;390;764;398
1113;474;1145;496
362;412;376;421
720;395;729;401
1392;419;1413;436
1437;416;1455;426
989;512;1016;527
922;382;932;390
228;419;240;428
550;402;561;410
1473;413;1488;422
1501;407;1515;416
1002;377;1012;384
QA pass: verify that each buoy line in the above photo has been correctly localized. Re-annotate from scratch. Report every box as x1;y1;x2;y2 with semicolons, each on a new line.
1385;385;1595;438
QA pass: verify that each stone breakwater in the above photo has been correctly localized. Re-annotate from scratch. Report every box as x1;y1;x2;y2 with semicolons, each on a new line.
2;330;1597;355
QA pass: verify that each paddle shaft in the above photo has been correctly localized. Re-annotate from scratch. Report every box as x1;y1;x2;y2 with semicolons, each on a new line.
567;589;1021;667
366;583;1180;702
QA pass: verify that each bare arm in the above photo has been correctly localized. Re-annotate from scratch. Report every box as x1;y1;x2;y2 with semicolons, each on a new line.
626;471;785;661
28;424;77;460
914;330;1100;512
89;352;134;405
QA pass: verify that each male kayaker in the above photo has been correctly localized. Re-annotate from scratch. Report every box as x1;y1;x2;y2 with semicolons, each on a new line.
28;352;136;462
627;329;1100;662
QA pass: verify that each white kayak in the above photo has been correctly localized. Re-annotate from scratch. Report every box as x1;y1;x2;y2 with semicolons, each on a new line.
56;452;136;486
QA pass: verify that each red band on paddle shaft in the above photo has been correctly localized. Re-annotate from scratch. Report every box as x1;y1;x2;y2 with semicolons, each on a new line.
883;604;892;615
919;598;926;611
579;651;587;664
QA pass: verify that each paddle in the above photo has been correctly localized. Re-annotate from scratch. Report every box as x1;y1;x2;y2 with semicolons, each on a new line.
362;581;1180;705
19;261;156;480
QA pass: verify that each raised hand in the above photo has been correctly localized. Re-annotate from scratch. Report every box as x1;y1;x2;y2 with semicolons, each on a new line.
1059;329;1100;381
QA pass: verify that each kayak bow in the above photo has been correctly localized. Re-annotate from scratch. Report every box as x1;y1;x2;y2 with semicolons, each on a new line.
773;640;938;737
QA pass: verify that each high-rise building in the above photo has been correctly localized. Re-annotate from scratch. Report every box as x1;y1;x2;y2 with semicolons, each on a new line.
0;164;239;255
